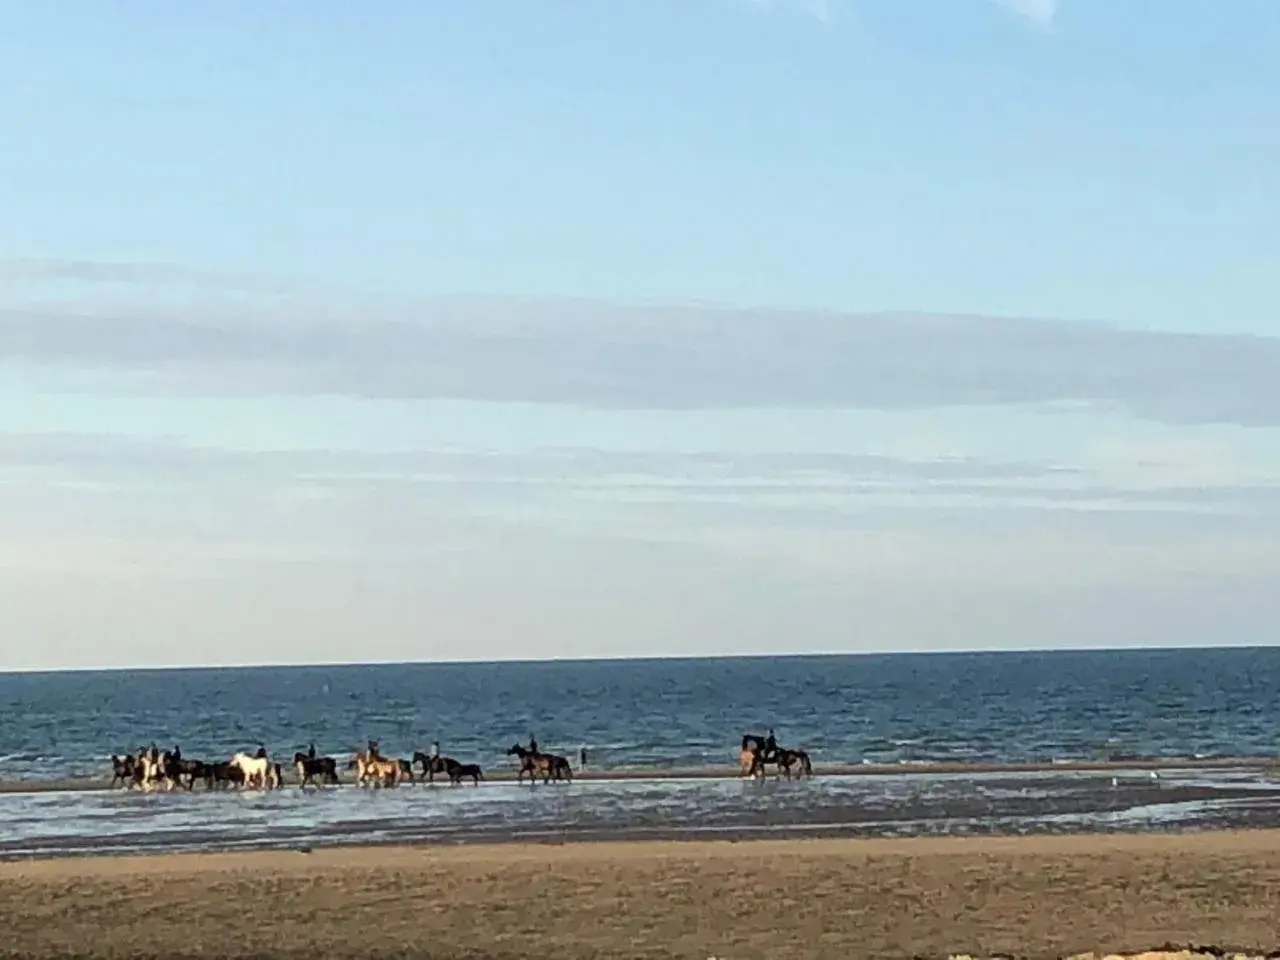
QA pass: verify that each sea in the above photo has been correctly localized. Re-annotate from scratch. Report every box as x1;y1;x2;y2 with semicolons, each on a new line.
2;648;1280;858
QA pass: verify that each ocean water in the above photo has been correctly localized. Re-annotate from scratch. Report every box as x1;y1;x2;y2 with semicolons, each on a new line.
1;647;1278;783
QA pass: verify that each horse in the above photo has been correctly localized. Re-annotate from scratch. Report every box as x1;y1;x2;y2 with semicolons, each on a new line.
443;759;483;786
413;751;459;783
349;751;402;788
230;751;273;789
138;744;174;792
163;746;208;791
293;752;339;787
740;735;767;778
397;758;416;783
506;744;572;784
109;754;139;789
774;747;813;779
206;761;245;790
740;734;782;779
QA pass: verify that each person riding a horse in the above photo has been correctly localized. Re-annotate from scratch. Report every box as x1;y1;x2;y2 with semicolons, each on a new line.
764;729;777;761
528;734;539;754
308;742;316;760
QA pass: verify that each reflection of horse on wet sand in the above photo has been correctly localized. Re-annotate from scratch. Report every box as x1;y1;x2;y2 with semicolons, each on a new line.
506;744;572;784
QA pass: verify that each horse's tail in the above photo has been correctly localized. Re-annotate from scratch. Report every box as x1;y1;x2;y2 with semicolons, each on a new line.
802;752;812;775
477;767;485;781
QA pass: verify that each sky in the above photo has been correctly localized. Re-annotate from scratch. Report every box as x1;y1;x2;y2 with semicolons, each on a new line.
0;1;1278;669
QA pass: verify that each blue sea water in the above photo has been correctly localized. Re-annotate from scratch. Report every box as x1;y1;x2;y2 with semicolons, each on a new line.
1;648;1277;783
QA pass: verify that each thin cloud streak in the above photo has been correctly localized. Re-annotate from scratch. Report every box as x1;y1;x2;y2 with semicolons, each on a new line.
2;287;1279;426
2;433;1277;537
991;0;1058;29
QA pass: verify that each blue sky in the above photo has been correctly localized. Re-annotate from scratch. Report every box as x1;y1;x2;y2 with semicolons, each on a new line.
0;1;1278;668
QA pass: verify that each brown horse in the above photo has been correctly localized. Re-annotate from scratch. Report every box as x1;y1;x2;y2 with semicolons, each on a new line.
348;751;402;788
740;734;780;780
506;744;572;784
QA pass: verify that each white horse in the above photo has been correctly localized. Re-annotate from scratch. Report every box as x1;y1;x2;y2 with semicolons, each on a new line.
138;746;173;793
230;752;273;790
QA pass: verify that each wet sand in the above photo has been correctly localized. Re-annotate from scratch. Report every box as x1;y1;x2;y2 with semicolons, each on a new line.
1;755;1270;794
2;832;1279;959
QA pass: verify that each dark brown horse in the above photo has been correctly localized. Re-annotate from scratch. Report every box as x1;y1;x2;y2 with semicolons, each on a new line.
163;746;209;790
506;744;572;784
443;758;483;785
774;747;813;779
206;761;245;790
413;752;455;783
293;752;339;787
109;754;140;789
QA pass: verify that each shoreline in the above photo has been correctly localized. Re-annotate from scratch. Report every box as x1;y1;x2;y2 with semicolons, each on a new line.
0;826;1272;869
2;755;1271;795
4;831;1280;958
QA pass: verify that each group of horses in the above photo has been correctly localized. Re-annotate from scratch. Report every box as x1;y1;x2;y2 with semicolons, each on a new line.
346;744;484;788
107;732;812;793
109;741;486;793
739;733;813;780
109;745;275;792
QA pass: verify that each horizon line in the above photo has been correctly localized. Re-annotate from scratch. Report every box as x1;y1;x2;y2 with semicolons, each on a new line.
1;642;1272;677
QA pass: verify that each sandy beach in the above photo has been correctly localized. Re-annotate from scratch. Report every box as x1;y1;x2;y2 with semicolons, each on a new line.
2;831;1278;959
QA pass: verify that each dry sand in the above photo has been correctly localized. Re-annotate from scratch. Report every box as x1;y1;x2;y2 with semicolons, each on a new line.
2;831;1279;959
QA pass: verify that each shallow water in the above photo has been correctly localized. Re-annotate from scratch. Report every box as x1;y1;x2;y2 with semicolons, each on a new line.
2;649;1279;784
4;767;1279;859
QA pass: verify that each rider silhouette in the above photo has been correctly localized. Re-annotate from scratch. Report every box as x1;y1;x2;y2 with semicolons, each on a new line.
307;742;316;760
764;729;777;760
528;733;539;754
